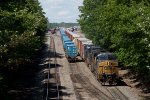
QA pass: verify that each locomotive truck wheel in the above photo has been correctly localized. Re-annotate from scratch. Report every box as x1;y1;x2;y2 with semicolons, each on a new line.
89;64;91;70
108;81;113;85
113;82;117;85
96;73;99;81
101;82;105;86
100;78;106;86
91;65;94;72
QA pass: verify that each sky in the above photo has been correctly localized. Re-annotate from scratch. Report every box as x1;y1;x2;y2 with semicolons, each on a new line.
39;0;83;23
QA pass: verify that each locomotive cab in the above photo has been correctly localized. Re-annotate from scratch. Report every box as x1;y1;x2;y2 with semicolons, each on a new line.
95;53;119;85
86;45;105;68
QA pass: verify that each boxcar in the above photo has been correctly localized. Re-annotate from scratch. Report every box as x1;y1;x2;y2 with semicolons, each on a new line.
71;33;80;41
80;41;93;60
76;38;89;55
65;30;80;41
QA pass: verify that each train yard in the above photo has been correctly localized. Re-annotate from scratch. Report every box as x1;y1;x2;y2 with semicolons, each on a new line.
42;29;140;100
1;1;150;100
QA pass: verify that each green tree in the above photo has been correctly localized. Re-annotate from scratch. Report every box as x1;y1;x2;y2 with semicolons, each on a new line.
0;0;48;68
79;0;150;85
0;0;48;98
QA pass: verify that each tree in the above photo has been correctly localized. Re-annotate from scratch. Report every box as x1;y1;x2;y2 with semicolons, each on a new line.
0;0;48;70
79;0;150;85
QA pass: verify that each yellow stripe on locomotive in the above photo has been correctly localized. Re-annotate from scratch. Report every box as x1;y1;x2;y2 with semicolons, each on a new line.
98;61;119;75
95;53;120;85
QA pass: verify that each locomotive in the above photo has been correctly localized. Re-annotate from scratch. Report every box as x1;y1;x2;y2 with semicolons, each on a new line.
84;43;120;85
96;53;119;85
61;28;120;85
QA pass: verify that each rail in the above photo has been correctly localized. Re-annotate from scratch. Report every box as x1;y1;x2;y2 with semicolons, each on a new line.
45;34;60;100
53;35;60;100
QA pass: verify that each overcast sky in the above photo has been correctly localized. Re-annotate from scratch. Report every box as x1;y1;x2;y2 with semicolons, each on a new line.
39;0;83;23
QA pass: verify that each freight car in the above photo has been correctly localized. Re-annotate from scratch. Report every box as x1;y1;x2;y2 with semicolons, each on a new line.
65;29;80;41
59;28;78;61
63;28;120;85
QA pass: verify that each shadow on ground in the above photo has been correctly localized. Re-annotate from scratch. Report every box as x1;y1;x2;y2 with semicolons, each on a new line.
0;43;70;100
122;70;150;99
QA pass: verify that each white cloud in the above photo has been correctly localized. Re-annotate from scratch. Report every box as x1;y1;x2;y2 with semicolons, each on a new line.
49;6;62;9
41;0;64;4
39;0;83;23
71;0;83;5
57;11;69;16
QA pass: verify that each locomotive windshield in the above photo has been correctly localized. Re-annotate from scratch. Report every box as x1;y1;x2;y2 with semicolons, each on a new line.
97;53;117;61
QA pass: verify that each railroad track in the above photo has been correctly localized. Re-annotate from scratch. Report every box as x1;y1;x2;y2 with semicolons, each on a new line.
69;59;129;100
45;34;60;100
70;62;112;100
91;65;129;100
91;67;129;99
105;86;128;100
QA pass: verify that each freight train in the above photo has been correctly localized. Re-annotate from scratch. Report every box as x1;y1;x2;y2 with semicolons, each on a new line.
59;28;78;61
60;28;120;85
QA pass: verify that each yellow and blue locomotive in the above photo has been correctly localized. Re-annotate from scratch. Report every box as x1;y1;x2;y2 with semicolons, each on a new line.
94;53;119;85
85;45;119;85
